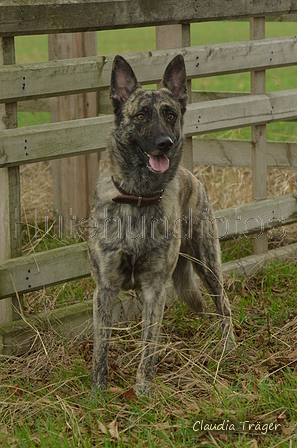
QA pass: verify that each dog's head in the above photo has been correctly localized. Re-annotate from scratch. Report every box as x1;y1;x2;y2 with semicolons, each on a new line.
109;54;187;192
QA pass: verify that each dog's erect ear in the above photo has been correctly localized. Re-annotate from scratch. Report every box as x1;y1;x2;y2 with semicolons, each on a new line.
110;55;140;112
160;55;187;113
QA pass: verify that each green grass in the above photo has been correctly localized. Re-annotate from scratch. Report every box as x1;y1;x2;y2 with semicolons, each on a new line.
15;21;297;63
1;264;296;447
2;22;297;448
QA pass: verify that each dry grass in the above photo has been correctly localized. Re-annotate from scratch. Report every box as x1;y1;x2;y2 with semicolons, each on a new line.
1;288;296;446
20;158;297;217
194;165;297;211
20;162;53;224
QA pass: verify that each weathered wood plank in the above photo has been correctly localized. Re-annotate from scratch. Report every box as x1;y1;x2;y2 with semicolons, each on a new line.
0;294;140;355
1;0;297;36
49;32;99;235
0;163;11;323
17;92;249;114
1;193;297;300
96;90;249;116
216;194;297;242
193;139;297;169
17;99;50;113
191;91;250;102
1;90;297;168
0;243;90;301
2;36;297;103
244;14;297;22
0;43;11;325
222;241;297;277
250;16;268;253
156;24;193;172
185;90;297;137
186;95;270;136
0;36;22;324
0;115;112;167
181;25;194;172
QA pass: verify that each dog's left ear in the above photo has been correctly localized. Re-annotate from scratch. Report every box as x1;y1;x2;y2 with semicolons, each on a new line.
160;55;187;113
110;55;141;112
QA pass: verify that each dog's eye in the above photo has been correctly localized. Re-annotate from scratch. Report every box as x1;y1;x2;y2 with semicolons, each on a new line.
168;113;176;121
137;113;145;121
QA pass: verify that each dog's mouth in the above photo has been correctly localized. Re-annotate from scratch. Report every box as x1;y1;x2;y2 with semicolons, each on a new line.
137;146;170;173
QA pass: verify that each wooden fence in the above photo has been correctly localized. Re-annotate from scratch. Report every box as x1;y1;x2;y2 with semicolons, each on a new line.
1;0;297;354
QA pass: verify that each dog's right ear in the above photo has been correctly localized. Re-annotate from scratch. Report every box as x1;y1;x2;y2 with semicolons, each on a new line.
110;55;140;112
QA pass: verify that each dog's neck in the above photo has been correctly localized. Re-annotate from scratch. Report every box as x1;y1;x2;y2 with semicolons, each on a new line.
111;177;164;207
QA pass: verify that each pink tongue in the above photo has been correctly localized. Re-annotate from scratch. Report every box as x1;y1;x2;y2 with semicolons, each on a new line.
149;155;170;172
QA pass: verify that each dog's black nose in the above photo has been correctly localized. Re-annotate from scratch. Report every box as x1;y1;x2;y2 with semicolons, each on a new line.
156;136;173;152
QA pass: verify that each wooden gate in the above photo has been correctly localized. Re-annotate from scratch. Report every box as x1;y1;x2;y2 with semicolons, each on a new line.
1;0;297;353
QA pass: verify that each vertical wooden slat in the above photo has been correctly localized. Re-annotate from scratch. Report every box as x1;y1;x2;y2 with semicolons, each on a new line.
0;37;22;324
0;160;12;324
48;32;99;237
156;24;193;172
250;17;268;254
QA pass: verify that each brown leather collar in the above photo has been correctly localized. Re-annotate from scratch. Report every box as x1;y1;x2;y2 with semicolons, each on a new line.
111;177;164;207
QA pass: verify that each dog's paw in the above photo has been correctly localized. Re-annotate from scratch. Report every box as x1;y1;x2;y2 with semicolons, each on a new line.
91;373;108;399
220;320;236;354
134;382;151;398
90;383;108;401
90;386;103;401
222;334;236;354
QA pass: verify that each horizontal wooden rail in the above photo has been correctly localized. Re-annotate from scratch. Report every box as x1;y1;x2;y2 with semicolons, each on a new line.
193;139;297;169
1;37;297;103
1;193;297;300
0;243;90;301
222;241;297;276
0;293;140;355
1;0;297;36
184;90;297;136
17;91;248;115
0;115;112;167
216;193;297;242
2;90;297;168
27;91;297;117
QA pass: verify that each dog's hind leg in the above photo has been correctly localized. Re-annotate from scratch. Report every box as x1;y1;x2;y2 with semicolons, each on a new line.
188;215;236;352
192;244;235;352
172;255;204;315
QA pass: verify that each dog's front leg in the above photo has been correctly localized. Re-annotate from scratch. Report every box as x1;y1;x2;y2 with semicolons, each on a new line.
92;285;118;393
134;284;167;397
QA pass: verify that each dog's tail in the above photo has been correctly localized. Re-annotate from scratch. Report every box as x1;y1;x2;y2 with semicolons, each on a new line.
172;255;204;315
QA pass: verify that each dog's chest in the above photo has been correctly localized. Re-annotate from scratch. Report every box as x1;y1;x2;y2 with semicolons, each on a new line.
96;204;180;289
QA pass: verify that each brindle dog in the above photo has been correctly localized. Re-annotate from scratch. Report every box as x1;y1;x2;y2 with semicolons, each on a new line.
88;54;235;396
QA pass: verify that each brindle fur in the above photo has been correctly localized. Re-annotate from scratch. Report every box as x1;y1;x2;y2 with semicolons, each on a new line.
88;55;235;396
